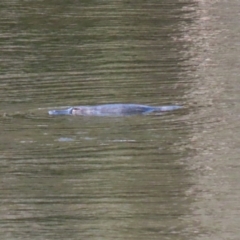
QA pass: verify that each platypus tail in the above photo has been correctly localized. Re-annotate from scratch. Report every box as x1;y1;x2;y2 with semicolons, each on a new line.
154;105;183;112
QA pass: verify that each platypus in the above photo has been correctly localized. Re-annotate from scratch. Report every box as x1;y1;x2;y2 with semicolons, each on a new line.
48;104;182;116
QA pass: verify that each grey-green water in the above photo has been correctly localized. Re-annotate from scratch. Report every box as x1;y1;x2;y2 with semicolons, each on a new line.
1;1;240;239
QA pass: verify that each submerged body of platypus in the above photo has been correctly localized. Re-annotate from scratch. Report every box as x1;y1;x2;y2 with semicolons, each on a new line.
48;104;182;117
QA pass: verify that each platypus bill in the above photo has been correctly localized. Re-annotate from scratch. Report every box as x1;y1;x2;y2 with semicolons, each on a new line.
48;104;182;117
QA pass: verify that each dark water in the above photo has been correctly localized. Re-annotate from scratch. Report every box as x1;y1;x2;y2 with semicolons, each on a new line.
1;1;240;239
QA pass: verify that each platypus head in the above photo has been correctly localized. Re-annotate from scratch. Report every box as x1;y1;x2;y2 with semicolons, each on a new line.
48;107;73;116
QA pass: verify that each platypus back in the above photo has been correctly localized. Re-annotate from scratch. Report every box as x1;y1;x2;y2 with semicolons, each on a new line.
48;104;182;116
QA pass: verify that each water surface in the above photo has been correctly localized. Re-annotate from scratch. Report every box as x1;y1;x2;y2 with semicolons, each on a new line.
1;1;240;240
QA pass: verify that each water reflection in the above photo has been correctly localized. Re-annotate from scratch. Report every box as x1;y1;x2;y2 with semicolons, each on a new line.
177;1;240;239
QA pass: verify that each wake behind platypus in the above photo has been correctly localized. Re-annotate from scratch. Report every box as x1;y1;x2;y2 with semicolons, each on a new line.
48;104;182;117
